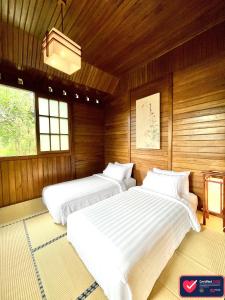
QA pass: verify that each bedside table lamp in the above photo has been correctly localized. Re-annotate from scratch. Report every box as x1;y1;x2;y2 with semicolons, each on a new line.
203;171;225;232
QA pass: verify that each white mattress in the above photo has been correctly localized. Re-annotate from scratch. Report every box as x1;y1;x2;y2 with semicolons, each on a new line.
42;174;136;225
67;187;200;300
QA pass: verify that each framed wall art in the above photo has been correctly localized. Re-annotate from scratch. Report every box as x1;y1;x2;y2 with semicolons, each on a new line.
136;92;160;149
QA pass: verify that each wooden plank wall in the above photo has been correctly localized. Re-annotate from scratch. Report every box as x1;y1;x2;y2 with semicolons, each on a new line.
173;54;225;203
104;80;130;164
0;155;72;207
0;102;105;207
72;103;104;178
104;22;225;207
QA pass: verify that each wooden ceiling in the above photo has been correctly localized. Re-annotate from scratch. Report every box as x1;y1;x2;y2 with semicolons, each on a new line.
0;21;119;94
1;0;225;83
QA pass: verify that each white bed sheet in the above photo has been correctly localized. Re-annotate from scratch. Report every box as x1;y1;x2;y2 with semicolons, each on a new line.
124;177;136;190
186;192;198;212
67;187;200;300
42;174;135;225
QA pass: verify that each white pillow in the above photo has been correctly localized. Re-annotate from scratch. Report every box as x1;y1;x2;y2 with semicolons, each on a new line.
142;171;183;200
103;163;127;181
153;168;190;196
115;162;134;179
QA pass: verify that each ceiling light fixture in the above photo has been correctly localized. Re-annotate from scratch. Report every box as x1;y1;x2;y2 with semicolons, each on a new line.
42;0;81;75
48;86;53;93
18;78;23;85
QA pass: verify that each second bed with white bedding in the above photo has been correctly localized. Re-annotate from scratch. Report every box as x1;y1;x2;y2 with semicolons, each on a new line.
43;174;136;224
67;187;200;300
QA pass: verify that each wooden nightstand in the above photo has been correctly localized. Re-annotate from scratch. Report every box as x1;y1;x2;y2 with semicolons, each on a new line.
202;171;225;232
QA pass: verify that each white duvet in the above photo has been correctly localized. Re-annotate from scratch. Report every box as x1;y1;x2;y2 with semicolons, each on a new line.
43;174;135;225
67;187;200;300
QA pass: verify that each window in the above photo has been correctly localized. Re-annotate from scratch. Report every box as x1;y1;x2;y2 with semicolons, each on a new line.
38;97;69;152
0;84;37;157
0;84;70;158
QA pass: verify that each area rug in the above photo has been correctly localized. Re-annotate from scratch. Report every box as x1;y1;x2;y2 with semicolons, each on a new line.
0;211;224;300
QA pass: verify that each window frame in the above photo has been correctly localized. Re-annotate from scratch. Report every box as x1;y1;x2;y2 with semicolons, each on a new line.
35;93;71;155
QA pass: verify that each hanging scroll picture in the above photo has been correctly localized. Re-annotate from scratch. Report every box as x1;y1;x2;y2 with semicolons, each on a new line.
136;92;160;149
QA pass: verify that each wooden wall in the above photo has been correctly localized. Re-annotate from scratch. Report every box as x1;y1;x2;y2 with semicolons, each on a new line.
0;102;104;207
104;22;225;207
72;103;104;179
104;80;130;163
172;54;225;202
0;155;72;207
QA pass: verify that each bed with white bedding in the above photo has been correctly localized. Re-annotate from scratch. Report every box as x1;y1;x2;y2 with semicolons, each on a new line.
67;186;200;300
43;174;136;224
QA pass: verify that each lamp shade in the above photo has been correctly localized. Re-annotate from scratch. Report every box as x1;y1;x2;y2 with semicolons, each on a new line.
42;28;81;75
208;176;223;214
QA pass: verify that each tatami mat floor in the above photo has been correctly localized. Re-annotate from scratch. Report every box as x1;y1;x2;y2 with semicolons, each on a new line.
0;198;224;300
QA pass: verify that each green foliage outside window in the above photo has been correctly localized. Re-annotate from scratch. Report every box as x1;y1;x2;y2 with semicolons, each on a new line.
0;84;37;157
